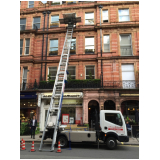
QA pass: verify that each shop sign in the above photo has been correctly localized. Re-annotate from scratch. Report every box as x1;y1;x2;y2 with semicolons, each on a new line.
41;92;83;98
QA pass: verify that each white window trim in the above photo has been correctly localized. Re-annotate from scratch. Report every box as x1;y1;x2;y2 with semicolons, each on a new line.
102;10;108;23
25;39;30;55
119;34;133;56
85;66;95;79
85;12;94;25
118;9;130;22
28;1;34;8
85;37;95;50
103;35;110;52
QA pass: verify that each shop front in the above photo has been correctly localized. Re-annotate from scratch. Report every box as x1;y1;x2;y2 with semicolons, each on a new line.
20;92;37;122
38;92;83;131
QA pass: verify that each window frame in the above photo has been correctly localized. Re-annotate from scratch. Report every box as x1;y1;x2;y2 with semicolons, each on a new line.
67;66;76;80
105;113;123;126
118;8;130;22
33;17;41;29
20;39;23;56
22;67;28;90
119;34;133;56
85;37;95;54
103;35;110;52
48;67;57;80
102;10;109;23
50;15;59;28
85;12;94;25
25;39;30;55
28;1;34;8
85;65;95;79
20;18;26;31
49;39;59;56
70;38;76;55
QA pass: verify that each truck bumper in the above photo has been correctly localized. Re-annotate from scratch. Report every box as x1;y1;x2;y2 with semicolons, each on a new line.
118;136;129;142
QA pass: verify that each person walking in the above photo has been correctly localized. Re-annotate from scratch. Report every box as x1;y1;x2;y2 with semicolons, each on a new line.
30;115;37;139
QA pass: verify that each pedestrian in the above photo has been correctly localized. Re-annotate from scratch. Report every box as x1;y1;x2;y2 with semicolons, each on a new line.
30;115;37;139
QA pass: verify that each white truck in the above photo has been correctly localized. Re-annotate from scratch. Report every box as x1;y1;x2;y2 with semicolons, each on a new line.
40;110;129;150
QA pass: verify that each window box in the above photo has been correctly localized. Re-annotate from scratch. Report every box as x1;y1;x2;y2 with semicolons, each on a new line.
49;51;58;55
51;2;61;5
50;22;59;28
67;1;76;4
85;49;95;54
70;49;76;54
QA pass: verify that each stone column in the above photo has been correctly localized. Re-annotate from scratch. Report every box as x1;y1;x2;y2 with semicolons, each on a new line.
83;99;88;124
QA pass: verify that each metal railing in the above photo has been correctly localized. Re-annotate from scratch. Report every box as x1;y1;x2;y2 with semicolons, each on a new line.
20;80;139;91
103;80;139;89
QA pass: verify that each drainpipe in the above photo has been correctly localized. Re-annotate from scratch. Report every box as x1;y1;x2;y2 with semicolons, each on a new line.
40;11;46;81
99;5;103;88
44;11;51;80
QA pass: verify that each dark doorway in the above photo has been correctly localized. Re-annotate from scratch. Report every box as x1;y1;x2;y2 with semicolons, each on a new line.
88;100;99;129
104;100;115;110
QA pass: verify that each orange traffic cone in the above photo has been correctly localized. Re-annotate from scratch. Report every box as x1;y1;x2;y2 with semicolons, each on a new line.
21;140;26;150
30;141;36;152
20;138;23;148
56;141;61;153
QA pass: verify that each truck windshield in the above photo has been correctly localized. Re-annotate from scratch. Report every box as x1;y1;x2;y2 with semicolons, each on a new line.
105;113;123;126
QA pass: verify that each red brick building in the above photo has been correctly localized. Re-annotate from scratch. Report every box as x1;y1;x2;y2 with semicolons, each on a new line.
20;1;139;130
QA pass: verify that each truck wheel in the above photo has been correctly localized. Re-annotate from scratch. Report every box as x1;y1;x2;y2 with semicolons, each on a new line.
106;137;117;150
57;136;68;148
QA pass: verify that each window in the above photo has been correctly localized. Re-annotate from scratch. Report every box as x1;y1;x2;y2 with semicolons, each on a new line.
105;113;123;126
102;10;108;22
70;38;76;54
51;15;59;28
33;17;41;29
85;66;95;79
28;1;34;8
118;9;130;22
67;66;76;80
85;12;94;25
85;37;94;53
22;67;28;90
51;1;62;5
25;39;30;55
20;39;23;55
121;64;135;89
103;35;110;52
49;39;58;55
120;34;132;56
48;67;57;80
20;19;26;31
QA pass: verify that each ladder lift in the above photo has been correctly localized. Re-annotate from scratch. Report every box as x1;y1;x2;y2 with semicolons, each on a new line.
39;13;81;152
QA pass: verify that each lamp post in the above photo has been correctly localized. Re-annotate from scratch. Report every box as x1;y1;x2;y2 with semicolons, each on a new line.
98;5;103;87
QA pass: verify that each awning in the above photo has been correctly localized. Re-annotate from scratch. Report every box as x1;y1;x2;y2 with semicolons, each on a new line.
20;92;37;99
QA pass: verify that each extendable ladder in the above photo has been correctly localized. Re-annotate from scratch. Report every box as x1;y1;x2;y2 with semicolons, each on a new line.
39;24;74;151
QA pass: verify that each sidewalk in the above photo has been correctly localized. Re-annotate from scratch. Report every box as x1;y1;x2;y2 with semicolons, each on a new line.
20;133;139;145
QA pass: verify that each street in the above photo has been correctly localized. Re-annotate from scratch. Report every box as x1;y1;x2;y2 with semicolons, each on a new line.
20;142;139;159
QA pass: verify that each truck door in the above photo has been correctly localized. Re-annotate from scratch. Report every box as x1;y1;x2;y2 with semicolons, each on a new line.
103;112;125;135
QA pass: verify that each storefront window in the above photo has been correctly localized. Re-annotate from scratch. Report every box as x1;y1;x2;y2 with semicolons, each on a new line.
60;107;75;124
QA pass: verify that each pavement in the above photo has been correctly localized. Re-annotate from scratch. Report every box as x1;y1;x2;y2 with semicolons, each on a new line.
20;133;139;145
